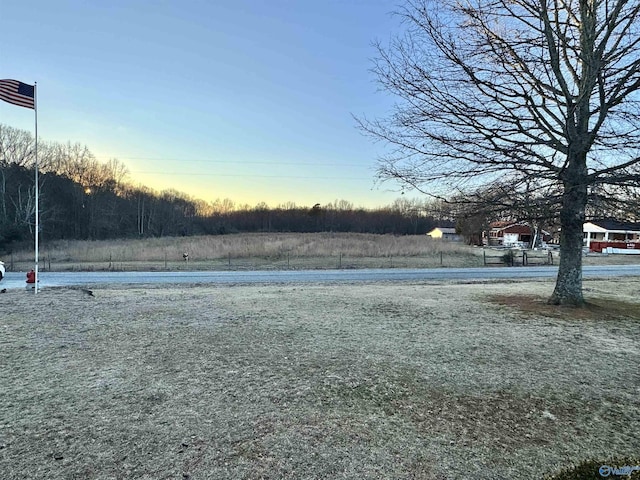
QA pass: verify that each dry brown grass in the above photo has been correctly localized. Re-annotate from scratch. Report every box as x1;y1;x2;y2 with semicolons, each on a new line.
6;233;483;272
1;277;638;479
20;233;474;262
7;233;639;273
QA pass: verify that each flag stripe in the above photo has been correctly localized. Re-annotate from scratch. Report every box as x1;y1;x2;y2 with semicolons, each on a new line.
0;79;35;109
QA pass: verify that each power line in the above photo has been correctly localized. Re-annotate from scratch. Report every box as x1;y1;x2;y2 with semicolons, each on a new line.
130;171;368;180
96;155;369;168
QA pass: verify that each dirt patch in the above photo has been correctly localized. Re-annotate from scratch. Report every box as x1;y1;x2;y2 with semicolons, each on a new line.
486;294;640;321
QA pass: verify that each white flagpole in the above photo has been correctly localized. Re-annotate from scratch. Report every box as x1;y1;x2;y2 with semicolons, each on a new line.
34;82;39;294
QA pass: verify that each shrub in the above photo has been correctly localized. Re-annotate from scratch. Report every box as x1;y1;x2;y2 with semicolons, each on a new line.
501;250;515;266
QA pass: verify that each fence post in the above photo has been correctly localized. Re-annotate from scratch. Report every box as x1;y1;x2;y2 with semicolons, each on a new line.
523;251;527;266
483;250;486;266
440;251;443;266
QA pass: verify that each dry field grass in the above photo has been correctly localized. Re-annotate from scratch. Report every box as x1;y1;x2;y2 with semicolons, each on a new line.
6;232;635;274
1;276;639;479
6;233;485;272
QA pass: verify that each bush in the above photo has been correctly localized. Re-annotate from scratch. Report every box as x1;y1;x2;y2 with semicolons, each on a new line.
501;250;515;266
544;458;640;479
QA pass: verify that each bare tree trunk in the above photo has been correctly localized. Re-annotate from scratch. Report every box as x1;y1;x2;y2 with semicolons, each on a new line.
549;161;588;306
138;194;144;236
0;169;6;224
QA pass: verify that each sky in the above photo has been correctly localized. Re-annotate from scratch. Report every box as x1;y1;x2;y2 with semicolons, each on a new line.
0;0;407;209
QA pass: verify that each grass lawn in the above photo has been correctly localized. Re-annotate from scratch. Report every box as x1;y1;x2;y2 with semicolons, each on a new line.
1;278;639;479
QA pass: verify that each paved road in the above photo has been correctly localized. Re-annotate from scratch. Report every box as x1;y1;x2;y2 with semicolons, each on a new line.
3;264;640;290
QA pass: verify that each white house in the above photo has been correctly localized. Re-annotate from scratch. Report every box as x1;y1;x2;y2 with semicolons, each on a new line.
427;227;461;241
583;219;640;250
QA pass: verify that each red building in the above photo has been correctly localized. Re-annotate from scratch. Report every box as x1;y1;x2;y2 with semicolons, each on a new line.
584;219;640;252
486;221;551;247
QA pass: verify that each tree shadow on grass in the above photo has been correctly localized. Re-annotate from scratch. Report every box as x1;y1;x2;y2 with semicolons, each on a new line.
485;294;640;321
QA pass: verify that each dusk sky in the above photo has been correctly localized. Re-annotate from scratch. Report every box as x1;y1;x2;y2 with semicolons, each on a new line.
1;0;407;208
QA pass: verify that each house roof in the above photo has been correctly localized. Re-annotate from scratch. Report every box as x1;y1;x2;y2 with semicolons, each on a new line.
489;222;531;233
502;225;533;234
489;221;513;229
587;219;640;232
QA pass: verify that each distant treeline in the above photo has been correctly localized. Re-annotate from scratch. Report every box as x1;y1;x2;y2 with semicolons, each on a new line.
0;124;455;252
203;200;453;237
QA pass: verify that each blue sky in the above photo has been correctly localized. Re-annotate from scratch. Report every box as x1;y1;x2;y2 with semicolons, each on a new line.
1;0;405;208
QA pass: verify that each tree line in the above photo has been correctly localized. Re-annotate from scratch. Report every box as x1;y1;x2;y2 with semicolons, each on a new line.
0;124;459;252
4;122;639;257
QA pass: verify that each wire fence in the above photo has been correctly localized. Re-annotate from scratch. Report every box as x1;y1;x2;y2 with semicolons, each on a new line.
6;249;555;272
482;249;555;267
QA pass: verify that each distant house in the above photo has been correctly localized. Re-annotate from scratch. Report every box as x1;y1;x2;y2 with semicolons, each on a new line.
584;219;640;251
486;221;551;247
426;227;461;241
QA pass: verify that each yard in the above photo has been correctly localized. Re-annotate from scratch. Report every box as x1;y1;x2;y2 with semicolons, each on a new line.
1;277;639;479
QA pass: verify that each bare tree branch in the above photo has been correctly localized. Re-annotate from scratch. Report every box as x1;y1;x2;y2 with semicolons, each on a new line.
358;0;640;305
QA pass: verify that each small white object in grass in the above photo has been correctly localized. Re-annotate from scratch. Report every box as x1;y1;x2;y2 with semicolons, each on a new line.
542;410;557;420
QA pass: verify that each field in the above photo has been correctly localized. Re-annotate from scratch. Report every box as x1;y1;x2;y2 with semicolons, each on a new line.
4;233;496;272
1;275;639;479
5;231;632;273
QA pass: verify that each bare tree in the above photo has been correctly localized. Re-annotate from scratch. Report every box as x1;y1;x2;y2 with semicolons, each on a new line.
464;179;562;247
586;183;640;220
11;184;37;234
360;0;640;305
211;197;236;215
0;124;35;168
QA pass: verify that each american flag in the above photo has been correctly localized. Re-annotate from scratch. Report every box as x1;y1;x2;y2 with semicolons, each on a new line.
0;79;35;109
